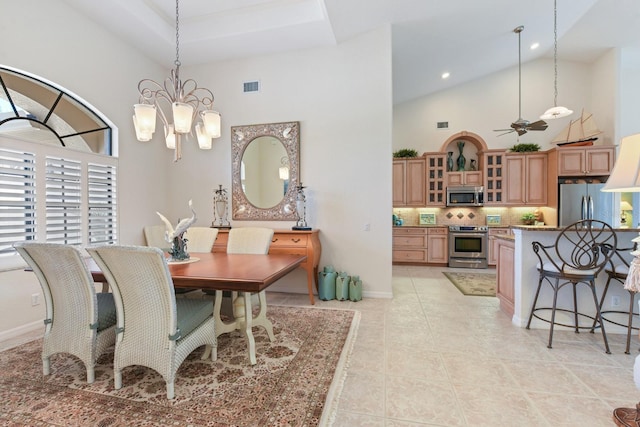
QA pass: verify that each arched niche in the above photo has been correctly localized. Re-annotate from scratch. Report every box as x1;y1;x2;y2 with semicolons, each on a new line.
439;131;488;171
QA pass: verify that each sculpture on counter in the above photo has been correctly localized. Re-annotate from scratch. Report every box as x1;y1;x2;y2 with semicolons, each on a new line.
469;159;477;171
456;140;466;171
156;199;197;261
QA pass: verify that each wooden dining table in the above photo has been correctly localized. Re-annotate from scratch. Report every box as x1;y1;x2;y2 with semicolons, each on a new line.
87;252;307;365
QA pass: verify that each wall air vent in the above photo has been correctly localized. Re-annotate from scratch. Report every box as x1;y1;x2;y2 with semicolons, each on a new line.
437;121;449;129
243;80;260;93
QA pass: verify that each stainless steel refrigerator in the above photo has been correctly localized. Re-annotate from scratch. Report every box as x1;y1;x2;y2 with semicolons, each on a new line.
558;178;615;227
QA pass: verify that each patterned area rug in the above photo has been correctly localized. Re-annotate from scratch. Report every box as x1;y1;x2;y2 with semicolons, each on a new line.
443;271;497;296
0;305;359;426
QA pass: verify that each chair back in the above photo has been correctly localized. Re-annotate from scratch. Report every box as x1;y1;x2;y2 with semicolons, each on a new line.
87;245;178;345
184;227;218;252
14;242;98;334
144;225;169;249
227;227;274;254
553;219;617;275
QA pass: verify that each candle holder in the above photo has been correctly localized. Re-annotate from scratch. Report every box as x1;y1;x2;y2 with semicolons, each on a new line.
292;183;311;230
212;185;231;229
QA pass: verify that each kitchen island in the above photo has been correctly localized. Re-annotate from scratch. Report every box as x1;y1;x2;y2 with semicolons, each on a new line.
498;225;638;334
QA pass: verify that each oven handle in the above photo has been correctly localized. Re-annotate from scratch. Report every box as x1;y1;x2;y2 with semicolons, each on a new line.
450;233;487;238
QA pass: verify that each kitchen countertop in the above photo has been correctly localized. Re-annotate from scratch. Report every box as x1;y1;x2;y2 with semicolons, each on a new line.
511;225;640;232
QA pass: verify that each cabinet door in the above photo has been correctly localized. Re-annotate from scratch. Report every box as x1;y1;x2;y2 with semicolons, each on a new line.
392;160;406;206
405;159;426;206
427;233;448;263
557;150;584;176
482;150;505;205
447;172;464;186
488;228;510;266
525;154;547;205
585;147;615;175
505;156;525;204
496;240;515;317
426;154;446;206
464;171;483;186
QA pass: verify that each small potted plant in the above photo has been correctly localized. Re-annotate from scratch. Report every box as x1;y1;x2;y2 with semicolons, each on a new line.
521;212;536;225
393;149;419;158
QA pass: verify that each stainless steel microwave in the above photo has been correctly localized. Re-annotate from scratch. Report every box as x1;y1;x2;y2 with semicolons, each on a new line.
446;186;484;207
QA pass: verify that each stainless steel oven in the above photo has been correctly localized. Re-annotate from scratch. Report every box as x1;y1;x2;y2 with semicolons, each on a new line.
448;225;488;269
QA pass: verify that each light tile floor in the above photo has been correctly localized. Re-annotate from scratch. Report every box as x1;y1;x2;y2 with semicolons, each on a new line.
3;264;638;426
271;265;640;426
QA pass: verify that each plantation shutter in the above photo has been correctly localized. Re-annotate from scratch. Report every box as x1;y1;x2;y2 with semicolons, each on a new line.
45;156;82;245
88;163;117;244
0;148;36;255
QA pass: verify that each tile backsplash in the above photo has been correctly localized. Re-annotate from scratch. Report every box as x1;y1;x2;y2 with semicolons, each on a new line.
392;206;556;227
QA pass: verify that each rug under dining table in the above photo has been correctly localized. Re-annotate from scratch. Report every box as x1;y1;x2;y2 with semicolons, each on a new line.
0;305;359;427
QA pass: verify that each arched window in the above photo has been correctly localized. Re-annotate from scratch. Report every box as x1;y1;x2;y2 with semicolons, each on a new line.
0;66;118;267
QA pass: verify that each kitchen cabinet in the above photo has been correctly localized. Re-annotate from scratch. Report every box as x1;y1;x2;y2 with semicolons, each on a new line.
393;227;427;263
392;227;448;265
505;152;547;205
446;171;483;186
481;150;506;205
426;227;448;264
426;153;446;206
393;157;426;207
488;228;511;266
556;146;615;176
496;236;515;317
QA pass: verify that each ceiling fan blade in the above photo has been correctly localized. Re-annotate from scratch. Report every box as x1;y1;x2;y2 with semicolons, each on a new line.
516;128;528;136
495;129;515;137
493;128;513;132
527;120;548;131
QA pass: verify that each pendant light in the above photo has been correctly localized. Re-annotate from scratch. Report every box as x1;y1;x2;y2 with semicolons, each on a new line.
541;0;573;120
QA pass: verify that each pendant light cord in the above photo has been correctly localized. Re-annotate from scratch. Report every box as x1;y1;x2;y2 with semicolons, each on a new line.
553;0;558;107
175;0;181;68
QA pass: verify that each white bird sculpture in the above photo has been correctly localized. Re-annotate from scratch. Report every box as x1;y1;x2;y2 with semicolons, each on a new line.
156;199;197;242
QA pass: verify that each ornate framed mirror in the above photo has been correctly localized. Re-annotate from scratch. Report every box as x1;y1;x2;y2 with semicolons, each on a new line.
231;121;300;220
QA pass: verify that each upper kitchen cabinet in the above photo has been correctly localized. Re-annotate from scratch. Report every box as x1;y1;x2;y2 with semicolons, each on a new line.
505;152;548;205
393;157;426;207
481;149;506;205
556;145;615;176
446;171;483;186
425;153;446;206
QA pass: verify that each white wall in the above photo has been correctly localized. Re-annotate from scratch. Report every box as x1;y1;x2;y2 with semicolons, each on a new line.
0;3;394;337
0;0;170;337
164;27;394;297
393;58;595;153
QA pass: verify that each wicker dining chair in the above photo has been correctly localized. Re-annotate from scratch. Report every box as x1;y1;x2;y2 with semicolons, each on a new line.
87;245;216;399
143;225;169;249
526;219;617;354
13;242;117;383
183;227;218;252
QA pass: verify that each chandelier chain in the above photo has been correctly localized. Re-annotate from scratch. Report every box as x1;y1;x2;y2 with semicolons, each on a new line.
175;0;180;67
553;0;558;107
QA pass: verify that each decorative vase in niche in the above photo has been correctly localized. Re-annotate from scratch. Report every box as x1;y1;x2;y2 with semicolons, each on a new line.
446;151;454;172
469;159;477;171
456;140;466;171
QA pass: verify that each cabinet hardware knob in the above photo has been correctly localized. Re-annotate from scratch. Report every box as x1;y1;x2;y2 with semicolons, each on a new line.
272;238;278;242
292;238;301;243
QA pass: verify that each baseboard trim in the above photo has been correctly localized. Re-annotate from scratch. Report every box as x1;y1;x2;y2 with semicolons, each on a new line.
0;320;42;343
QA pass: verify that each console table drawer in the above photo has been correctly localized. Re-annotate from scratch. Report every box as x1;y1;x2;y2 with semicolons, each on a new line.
270;233;308;248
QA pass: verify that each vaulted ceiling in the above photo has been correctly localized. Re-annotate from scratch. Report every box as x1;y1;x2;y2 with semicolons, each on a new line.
62;0;640;104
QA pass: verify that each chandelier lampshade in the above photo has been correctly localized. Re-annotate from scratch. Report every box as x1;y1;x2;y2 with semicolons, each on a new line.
132;0;221;161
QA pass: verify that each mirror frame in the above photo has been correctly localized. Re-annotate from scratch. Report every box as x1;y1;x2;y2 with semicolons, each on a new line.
231;121;300;220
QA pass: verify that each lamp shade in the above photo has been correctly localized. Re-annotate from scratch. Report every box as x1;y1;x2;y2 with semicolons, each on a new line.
196;123;212;149
165;125;176;149
172;102;194;133
132;115;152;141
540;106;573;120
202;111;221;138
621;201;634;211
601;133;640;192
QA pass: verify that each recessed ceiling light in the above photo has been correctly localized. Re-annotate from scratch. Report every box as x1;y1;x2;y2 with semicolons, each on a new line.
530;42;540;50
441;72;450;79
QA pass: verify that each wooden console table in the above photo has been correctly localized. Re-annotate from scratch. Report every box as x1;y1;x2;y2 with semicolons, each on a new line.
213;229;321;305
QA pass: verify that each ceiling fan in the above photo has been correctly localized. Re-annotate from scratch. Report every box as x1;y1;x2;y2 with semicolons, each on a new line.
494;26;548;137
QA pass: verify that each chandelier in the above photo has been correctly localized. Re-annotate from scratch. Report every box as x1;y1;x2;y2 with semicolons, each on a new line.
540;0;573;120
132;0;221;162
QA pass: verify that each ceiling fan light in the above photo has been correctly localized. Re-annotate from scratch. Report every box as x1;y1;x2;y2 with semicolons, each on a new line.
541;106;573;120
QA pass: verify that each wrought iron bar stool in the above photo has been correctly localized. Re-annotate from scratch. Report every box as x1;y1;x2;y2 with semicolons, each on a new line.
594;243;637;354
526;219;617;354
